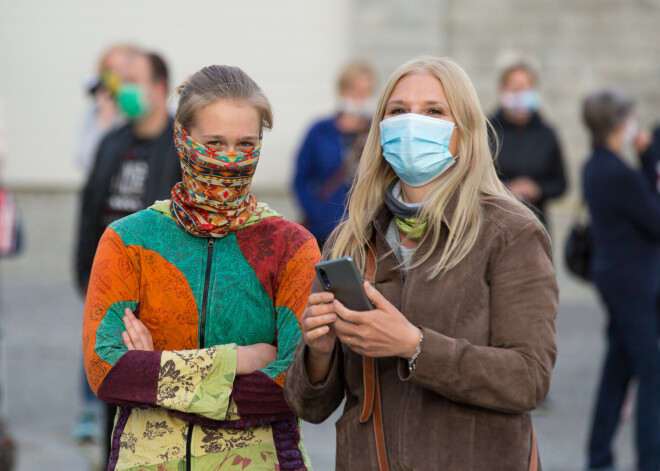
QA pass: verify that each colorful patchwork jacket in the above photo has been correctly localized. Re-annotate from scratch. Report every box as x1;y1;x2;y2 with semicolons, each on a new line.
83;202;320;471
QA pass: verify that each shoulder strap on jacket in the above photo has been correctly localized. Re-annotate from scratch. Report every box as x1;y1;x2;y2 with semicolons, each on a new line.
359;233;389;471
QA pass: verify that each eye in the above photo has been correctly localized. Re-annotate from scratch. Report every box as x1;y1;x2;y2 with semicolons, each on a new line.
238;141;256;150
206;141;222;149
427;108;445;115
385;107;407;117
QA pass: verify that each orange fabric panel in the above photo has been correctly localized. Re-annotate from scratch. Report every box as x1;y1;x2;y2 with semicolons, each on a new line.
273;371;286;388
138;251;199;352
276;237;321;325
83;227;199;394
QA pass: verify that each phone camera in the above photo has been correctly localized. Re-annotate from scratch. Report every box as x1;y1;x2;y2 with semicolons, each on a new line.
319;268;331;289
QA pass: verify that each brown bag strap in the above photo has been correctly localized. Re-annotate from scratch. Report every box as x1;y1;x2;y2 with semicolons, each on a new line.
529;427;538;471
359;237;389;471
359;355;375;423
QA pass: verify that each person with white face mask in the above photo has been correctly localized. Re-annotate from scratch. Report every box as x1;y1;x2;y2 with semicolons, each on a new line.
489;61;567;230
293;60;376;249
582;88;660;471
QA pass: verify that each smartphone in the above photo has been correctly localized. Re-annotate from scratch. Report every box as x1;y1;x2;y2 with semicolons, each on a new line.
315;256;374;312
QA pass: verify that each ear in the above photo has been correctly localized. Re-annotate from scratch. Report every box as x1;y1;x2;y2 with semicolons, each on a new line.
154;79;169;99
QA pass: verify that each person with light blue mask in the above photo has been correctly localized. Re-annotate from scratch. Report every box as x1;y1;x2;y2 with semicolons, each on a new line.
285;55;558;471
489;60;567;230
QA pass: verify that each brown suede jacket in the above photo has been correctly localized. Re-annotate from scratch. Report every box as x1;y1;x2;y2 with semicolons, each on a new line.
284;197;558;471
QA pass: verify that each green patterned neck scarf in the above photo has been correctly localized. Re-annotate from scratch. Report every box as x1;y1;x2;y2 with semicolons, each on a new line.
384;179;428;239
394;216;428;239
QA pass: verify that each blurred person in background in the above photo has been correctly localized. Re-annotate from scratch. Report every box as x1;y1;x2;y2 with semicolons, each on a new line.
293;60;376;249
72;43;138;444
84;64;319;470
490;60;567;230
75;49;181;459
582;88;660;471
285;56;558;470
74;44;138;174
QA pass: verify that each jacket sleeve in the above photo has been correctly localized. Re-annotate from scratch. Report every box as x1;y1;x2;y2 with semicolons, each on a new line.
75;149;104;291
615;168;660;242
284;339;345;424
293;125;324;218
283;273;346;424
398;220;558;414
225;236;321;422
83;227;239;421
536;130;567;201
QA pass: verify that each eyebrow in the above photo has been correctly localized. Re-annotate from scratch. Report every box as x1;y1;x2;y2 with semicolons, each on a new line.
386;99;448;107
201;134;259;140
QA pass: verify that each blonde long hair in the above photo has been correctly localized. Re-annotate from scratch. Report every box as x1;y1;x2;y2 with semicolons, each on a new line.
330;55;526;278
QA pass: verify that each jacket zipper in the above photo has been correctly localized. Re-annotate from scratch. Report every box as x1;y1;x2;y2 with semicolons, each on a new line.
200;238;215;350
186;238;215;471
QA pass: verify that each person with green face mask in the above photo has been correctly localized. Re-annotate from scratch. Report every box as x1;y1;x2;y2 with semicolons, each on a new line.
116;82;150;120
75;50;181;466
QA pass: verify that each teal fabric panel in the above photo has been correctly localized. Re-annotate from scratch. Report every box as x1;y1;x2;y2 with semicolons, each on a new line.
259;306;302;380
95;300;139;366
204;234;277;347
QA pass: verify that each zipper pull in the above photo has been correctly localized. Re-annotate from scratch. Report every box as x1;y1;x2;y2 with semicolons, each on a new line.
208;239;214;248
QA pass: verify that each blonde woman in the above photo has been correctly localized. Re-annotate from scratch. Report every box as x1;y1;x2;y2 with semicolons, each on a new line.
284;56;558;470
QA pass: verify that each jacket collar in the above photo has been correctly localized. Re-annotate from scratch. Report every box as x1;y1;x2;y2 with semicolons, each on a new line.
592;145;621;160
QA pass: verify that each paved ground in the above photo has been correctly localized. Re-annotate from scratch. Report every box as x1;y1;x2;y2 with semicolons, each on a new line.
0;189;640;470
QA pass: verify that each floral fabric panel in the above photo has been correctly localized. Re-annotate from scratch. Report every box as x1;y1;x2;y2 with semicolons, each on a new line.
115;407;188;469
157;345;237;421
191;424;278;469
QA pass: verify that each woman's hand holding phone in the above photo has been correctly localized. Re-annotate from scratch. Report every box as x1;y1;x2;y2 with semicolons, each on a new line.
333;282;421;360
301;291;339;384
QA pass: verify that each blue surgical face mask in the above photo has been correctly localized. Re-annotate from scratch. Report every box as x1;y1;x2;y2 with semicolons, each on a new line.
379;113;456;187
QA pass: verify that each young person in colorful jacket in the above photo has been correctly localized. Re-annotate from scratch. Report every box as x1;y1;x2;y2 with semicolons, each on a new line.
285;56;558;470
83;65;321;471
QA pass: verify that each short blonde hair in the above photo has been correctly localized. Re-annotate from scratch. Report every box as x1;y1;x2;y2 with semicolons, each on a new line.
337;60;375;94
175;65;273;132
97;44;140;76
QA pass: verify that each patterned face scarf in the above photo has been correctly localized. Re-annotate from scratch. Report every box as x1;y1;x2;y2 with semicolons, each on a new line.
170;121;260;237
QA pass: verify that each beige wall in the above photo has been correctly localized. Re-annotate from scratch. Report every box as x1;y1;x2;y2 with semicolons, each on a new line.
0;0;350;191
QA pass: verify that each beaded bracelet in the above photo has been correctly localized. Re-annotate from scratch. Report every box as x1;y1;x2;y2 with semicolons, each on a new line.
408;329;424;373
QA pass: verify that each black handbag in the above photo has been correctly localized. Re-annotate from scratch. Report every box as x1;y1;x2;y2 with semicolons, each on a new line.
564;203;592;282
